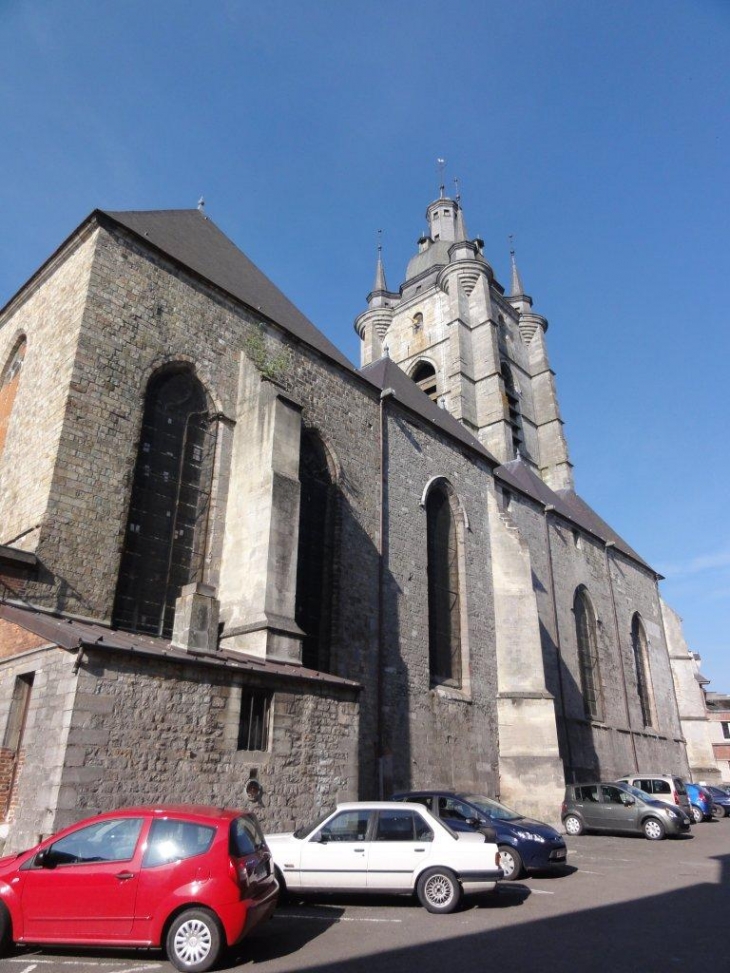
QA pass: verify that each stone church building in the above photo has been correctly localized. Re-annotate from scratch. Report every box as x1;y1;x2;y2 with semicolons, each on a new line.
0;191;708;851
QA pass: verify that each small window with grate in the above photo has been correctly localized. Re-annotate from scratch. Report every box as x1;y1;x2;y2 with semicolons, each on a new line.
237;689;272;751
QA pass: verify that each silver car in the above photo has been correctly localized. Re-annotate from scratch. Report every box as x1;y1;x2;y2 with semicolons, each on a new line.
562;782;691;840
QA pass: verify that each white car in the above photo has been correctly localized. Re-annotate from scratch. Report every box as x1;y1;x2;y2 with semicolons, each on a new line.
266;801;503;913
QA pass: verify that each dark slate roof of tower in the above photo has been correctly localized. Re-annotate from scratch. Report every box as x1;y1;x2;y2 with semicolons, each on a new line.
496;459;655;573
360;356;500;465
101;209;355;371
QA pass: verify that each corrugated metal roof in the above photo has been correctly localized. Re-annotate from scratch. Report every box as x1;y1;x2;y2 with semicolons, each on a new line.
0;602;360;689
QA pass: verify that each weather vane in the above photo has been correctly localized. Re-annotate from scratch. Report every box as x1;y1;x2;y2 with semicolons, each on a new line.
453;177;461;202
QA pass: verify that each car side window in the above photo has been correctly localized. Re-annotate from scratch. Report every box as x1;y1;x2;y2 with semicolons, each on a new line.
439;797;473;821
375;810;434;842
575;785;598;803
634;779;652;793
653;780;670;795
143;819;216;868
318;810;371;842
600;786;625;805
40;818;144;867
407;795;433;811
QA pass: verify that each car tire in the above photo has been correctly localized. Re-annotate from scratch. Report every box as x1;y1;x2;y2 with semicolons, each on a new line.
724;807;730;818
166;908;223;973
642;817;665;840
563;814;584;836
498;845;524;880
274;866;290;904
712;804;723;819
0;903;12;956
690;804;704;825
416;867;463;914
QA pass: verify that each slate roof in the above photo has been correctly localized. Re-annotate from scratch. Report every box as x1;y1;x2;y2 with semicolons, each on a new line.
496;459;655;573
100;209;355;372
0;602;360;690
360;356;500;465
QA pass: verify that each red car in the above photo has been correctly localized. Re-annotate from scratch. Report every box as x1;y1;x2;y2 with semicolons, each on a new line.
0;804;278;972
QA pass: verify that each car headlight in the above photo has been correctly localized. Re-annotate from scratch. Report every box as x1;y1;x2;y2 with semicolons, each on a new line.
514;829;545;843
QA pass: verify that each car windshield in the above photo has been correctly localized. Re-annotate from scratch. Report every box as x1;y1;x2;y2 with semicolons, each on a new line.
462;795;522;821
617;784;650;802
293;809;335;840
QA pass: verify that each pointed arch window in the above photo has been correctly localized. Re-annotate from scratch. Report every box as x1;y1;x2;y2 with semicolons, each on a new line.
0;337;27;460
112;367;215;638
295;429;337;672
426;484;462;688
631;614;654;727
412;361;438;402
501;361;524;457
574;587;602;720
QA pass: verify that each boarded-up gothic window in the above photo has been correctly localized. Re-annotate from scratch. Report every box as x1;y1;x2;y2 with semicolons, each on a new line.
427;485;462;687
631;613;653;727
113;368;215;638
0;337;26;460
1;672;34;818
574;587;602;720
295;430;336;672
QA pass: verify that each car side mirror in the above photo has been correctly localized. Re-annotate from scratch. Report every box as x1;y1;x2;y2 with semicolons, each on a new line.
465;817;480;828
35;849;55;869
314;831;330;844
623;798;635;807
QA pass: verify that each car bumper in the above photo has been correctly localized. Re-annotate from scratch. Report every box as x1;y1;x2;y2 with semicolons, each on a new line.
221;881;279;947
521;843;568;870
459;867;503;893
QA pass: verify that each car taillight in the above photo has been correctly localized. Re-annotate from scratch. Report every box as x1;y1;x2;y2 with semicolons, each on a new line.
673;792;680;805
229;858;249;888
561;801;567;814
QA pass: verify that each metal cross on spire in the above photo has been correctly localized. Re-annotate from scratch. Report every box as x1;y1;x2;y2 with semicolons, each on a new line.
437;158;446;197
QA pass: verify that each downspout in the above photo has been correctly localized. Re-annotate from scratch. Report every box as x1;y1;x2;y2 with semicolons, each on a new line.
377;388;395;798
543;505;574;778
605;541;639;772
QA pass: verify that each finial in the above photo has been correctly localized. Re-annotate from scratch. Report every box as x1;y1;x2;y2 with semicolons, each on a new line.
437;158;446;198
372;228;387;293
377;227;383;256
197;196;205;211
454;177;461;203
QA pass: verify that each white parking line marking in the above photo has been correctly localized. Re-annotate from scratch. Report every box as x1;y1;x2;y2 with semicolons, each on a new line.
14;965;38;973
8;963;160;971
274;910;402;923
528;889;554;894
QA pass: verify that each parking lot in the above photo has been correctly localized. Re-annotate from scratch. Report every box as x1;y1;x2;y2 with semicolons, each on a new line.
6;819;729;973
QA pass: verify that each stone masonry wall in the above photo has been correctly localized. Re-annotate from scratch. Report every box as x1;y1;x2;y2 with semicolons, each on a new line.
381;403;500;797
499;482;687;782
0;233;97;562
57;651;358;838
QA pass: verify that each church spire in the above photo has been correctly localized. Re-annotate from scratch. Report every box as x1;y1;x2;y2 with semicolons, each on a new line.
509;238;524;297
373;230;387;293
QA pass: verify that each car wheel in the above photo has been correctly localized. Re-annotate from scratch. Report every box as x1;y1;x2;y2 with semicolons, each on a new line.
690;804;704;825
724;807;730;818
712;804;723;819
642;817;665;840
563;814;584;836
498;845;524;880
166;908;223;973
416;867;463;914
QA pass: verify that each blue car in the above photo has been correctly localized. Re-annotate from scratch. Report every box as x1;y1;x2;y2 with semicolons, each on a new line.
390;790;567;880
686;782;713;823
704;785;730;818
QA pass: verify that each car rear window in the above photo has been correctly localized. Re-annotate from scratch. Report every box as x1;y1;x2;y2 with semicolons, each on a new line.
673;778;687;795
229;814;266;856
142;819;216;867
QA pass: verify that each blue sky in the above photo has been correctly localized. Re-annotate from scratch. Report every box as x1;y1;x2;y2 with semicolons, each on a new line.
2;0;729;687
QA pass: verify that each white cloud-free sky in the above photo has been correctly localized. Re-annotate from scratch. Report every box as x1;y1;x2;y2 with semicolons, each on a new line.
1;0;728;685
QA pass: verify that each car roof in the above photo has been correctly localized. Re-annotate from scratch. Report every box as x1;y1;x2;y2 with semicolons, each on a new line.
335;801;435;811
87;805;251;823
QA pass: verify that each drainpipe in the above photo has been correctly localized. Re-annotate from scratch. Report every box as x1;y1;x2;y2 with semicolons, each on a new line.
543;505;574;779
377;389;395;798
605;542;639;772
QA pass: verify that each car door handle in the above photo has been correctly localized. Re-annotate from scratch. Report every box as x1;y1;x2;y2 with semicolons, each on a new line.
115;871;135;881
353;848;366;853
414;848;426;852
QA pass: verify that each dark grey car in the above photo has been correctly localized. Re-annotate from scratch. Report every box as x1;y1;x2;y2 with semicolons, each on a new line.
562;782;691;840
